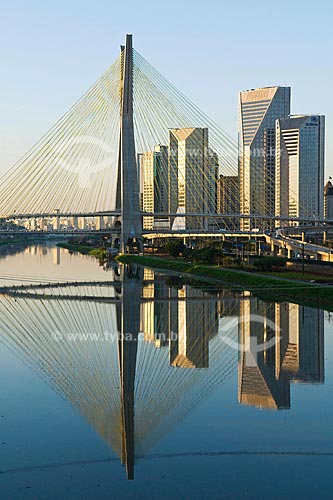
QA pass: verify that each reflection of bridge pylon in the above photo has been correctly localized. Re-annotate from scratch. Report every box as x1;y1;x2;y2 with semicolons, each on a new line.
0;265;239;481
118;267;142;479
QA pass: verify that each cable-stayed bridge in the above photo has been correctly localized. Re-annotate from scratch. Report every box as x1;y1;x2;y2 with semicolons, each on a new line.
1;34;330;251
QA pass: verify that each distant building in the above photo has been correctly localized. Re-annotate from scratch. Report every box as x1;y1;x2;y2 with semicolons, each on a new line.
238;86;291;230
324;178;333;220
207;148;219;214
168;128;213;230
217;175;239;229
138;145;168;230
275;115;325;224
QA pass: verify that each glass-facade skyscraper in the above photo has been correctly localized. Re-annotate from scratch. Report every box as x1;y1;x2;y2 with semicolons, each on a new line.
275;115;325;223
238;86;291;230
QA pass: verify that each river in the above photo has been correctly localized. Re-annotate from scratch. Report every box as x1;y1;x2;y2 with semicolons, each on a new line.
0;244;333;499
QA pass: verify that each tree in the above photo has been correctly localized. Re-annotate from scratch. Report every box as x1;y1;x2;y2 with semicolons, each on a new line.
252;256;286;272
165;239;185;258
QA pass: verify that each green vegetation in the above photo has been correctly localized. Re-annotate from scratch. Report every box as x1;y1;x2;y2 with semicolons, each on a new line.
88;248;107;258
164;239;186;258
252;256;287;272
57;241;106;257
116;254;333;312
161;238;241;266
57;242;95;255
264;271;333;282
0;238;27;247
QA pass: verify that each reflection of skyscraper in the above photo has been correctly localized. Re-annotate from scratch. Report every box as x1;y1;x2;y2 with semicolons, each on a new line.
170;286;219;368
141;269;155;342
141;275;220;362
239;297;324;410
238;295;290;410
238;86;291;230
141;269;170;347
276;303;324;383
52;246;61;266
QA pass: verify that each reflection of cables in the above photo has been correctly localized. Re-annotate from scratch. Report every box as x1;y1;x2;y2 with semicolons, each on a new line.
0;282;237;461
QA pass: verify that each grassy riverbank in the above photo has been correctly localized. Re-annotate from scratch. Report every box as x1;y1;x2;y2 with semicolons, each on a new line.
116;254;333;311
57;242;106;258
0;237;31;246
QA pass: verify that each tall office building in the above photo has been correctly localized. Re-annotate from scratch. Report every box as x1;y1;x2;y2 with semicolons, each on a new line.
275;115;325;224
238;86;291;230
208;148;219;214
138;145;168;230
217;175;239;229
324;178;333;219
169;128;216;230
206;148;220;229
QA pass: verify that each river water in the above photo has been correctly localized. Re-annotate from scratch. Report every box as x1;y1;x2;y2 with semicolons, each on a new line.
0;244;333;499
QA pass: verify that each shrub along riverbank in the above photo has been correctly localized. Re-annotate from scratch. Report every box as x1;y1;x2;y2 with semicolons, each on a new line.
57;242;106;258
116;254;333;312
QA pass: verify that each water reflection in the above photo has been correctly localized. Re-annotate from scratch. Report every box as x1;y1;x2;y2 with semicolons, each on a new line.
0;252;325;480
239;297;324;410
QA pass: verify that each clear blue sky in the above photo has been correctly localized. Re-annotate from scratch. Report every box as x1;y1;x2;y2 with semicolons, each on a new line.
0;0;332;176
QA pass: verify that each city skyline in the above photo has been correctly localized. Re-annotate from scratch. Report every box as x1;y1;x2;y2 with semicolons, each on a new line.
1;7;333;496
0;31;331;255
0;0;332;178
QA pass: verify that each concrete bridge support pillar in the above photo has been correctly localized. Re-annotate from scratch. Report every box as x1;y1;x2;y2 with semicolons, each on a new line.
96;216;104;231
287;248;292;259
72;217;79;230
301;232;305;242
54;216;60;231
277;247;283;256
